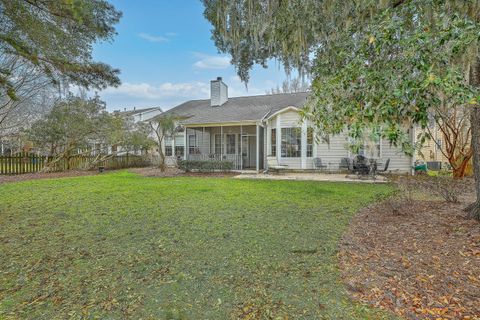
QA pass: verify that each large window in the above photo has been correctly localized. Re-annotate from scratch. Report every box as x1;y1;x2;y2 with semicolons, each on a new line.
214;134;223;154
226;134;236;154
174;135;184;157
164;136;173;156
307;128;313;157
281;127;301;158
271;129;276;156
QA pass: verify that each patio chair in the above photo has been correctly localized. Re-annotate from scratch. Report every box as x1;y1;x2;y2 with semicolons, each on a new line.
377;158;390;174
265;156;288;173
353;155;369;175
313;158;328;171
339;157;353;172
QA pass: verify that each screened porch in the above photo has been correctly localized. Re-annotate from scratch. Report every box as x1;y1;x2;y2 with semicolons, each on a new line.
184;125;264;171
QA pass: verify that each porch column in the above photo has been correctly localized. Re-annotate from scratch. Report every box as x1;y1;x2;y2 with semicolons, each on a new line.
256;124;260;171
276;115;281;162
240;125;243;170
301;120;307;169
183;127;188;160
220;126;223;157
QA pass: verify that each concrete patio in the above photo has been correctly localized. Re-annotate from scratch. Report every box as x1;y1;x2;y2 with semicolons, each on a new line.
234;172;389;183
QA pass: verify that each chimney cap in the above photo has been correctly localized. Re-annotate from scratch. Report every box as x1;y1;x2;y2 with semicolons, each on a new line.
216;77;222;81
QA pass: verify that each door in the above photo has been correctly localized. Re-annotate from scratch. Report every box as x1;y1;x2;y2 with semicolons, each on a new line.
242;135;256;168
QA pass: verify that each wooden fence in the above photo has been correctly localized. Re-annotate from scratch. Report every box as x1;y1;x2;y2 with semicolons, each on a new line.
0;152;149;175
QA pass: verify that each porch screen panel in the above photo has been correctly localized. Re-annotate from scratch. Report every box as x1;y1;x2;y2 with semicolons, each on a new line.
281;127;302;158
214;134;223;155
226;134;236;154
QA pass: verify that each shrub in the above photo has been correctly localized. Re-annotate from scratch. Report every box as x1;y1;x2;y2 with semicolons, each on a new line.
178;160;234;172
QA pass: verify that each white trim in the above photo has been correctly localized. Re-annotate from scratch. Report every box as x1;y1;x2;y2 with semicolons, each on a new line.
256;124;260;171
301;121;307;169
265;106;301;121
276;114;281;161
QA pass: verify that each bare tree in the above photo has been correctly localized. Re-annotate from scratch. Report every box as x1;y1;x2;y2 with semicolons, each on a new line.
150;114;177;172
266;77;310;95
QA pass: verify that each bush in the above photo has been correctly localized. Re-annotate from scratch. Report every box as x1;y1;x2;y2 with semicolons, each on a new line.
178;160;234;172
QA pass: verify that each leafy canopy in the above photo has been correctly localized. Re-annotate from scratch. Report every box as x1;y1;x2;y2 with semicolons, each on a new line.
203;0;480;153
0;0;122;100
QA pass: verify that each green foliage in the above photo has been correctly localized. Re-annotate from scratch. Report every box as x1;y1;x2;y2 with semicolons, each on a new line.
0;172;393;318
27;94;152;157
306;0;479;154
0;0;122;97
178;160;234;172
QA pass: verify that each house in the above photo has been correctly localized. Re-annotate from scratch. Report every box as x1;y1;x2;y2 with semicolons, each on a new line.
160;77;413;173
114;107;163;123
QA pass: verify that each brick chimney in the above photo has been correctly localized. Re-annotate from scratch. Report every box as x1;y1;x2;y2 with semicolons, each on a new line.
210;77;228;107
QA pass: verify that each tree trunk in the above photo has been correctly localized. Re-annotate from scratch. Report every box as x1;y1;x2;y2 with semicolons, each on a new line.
466;104;480;219
452;155;472;178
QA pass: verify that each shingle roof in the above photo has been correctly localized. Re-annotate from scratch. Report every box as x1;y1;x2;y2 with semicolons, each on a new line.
162;92;309;124
119;107;161;116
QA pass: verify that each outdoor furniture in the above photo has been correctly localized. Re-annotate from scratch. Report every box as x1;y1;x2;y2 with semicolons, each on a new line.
353;155;370;175
376;158;390;174
266;156;288;173
339;157;353;171
313;158;327;171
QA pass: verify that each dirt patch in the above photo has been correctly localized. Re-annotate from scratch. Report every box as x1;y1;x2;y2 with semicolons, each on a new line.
0;170;99;184
339;198;480;319
129;166;237;178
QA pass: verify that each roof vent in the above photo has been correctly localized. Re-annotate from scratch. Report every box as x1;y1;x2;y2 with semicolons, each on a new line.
210;77;228;107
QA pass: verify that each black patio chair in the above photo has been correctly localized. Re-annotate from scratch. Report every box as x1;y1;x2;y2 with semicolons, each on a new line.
339;157;353;172
313;158;328;171
377;158;390;174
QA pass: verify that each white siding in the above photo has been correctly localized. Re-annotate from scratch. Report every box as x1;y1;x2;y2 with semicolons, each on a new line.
315;133;350;170
267;108;413;173
381;141;412;173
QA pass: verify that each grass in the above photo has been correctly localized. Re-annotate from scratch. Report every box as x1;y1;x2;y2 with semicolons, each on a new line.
0;171;394;319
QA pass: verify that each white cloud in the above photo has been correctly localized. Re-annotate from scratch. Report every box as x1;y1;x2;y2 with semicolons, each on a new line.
193;55;231;70
103;81;210;99
138;32;169;43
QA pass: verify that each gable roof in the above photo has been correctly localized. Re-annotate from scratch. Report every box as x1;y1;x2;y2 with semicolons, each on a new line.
162;92;309;125
118;107;161;116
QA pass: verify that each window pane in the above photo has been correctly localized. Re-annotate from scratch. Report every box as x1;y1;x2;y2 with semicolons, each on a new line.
307;128;313;157
271;129;276;156
165;146;172;156
281;127;301;158
175;146;184;156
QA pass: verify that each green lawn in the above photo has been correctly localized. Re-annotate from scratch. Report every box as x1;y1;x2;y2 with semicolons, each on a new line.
0;171;394;319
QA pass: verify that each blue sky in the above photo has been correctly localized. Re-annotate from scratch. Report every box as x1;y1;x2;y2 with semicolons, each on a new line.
93;0;289;111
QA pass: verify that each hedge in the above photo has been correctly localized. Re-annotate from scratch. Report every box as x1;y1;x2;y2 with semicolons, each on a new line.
178;160;234;172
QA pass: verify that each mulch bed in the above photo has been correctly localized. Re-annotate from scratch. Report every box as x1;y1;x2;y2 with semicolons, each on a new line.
339;198;480;319
0;170;99;184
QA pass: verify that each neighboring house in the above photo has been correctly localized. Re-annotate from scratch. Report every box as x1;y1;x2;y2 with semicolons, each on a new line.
100;107;163;156
114;107;163;123
160;77;413;173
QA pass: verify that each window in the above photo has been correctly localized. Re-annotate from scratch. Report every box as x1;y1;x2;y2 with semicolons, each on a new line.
174;135;184;157
307;128;314;157
214;134;223;154
271;129;276;156
188;134;198;155
164;136;172;156
281;127;301;157
226;134;236;154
